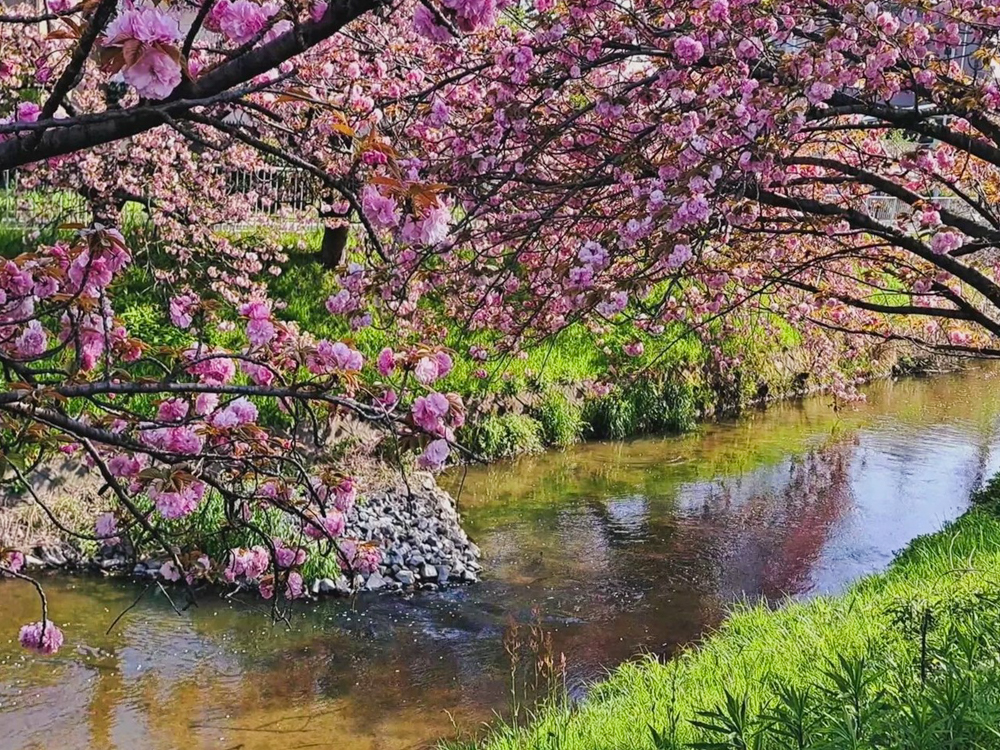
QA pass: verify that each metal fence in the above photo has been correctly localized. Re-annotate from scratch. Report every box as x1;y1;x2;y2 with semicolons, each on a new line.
0;168;991;234
862;195;987;224
0;167;319;233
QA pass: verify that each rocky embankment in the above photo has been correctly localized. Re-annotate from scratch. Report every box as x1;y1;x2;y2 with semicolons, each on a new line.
22;472;483;596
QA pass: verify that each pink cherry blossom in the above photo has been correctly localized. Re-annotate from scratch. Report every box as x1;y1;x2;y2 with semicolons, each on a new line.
377;347;396;376
150;478;206;519
412;392;450;434
673;36;705;65
159;561;181;581
101;7;184;100
418;438;450;470
19;621;64;654
15;320;47;358
95;513;120;545
217;0;279;45
2;550;25;574
157;398;189;422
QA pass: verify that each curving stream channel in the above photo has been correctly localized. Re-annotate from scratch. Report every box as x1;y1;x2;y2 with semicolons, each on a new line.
4;369;1000;749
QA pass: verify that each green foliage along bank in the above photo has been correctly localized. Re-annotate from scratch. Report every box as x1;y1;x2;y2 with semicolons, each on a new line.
451;478;1000;750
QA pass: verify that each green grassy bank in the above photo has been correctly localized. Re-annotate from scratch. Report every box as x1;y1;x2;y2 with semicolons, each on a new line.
1;225;905;463
451;478;1000;750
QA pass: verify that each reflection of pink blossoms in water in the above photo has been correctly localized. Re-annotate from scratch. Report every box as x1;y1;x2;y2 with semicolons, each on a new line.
19;621;64;654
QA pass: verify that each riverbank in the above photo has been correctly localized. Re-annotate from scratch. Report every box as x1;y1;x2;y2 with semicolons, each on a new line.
453;477;1000;750
3;471;482;596
4;369;999;750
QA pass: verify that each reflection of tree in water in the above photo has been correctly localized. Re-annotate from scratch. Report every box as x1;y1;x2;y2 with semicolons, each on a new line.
9;370;1000;750
520;439;856;676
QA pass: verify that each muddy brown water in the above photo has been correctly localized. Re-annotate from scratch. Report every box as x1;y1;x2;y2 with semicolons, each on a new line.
3;369;1000;749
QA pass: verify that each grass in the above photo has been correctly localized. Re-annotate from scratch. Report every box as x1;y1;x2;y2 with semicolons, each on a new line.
0;222;897;460
449;477;1000;750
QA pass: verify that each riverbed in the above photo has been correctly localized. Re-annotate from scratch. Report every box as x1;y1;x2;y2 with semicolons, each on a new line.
3;369;1000;749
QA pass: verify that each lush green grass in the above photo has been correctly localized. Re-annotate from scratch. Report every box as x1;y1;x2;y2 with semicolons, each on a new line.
451;479;1000;750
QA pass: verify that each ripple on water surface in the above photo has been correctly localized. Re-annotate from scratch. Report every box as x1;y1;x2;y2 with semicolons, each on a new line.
4;369;1000;749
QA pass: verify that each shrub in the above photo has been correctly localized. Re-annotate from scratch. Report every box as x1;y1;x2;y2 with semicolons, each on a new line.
583;378;697;441
535;392;584;447
466;413;545;460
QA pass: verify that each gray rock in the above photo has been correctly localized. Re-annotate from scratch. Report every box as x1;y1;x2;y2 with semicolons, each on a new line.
395;569;416;586
24;554;44;568
132;564;148;577
419;563;438;580
462;569;479;583
364;572;388;591
436;565;451;585
407;554;426;567
318;577;338;594
44;550;67;567
387;551;405;567
310;579;323;595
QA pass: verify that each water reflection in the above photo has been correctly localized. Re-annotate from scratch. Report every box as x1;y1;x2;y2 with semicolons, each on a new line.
3;370;1000;749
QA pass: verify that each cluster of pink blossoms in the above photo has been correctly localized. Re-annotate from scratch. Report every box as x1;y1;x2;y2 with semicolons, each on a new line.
260;570;304;600
339;539;383;575
1;549;25;574
19;621;64;655
274;538;308;568
95;513;120;545
1;230;136;368
224;546;270;582
101;6;183;100
206;0;280;45
148;478;207;519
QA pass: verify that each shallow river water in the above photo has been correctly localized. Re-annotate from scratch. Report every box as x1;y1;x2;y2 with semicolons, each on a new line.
4;369;1000;749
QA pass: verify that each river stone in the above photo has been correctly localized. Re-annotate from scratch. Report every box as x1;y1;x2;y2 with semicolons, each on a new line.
419;563;437;580
364;572;388;591
395;569;416;586
436;566;451;585
38;546;67;567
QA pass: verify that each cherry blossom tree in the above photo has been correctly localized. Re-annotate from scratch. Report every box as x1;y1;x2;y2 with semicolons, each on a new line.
5;0;1000;655
0;0;486;653
384;0;1000;371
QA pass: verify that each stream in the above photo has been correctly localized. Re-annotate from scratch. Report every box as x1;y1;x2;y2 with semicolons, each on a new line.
3;369;1000;749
